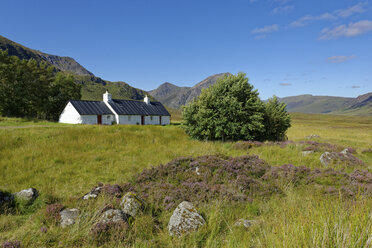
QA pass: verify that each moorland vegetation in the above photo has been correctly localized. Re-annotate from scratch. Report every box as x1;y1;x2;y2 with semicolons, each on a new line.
0;113;372;247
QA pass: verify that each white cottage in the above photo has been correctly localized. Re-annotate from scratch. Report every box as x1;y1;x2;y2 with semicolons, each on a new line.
59;91;171;125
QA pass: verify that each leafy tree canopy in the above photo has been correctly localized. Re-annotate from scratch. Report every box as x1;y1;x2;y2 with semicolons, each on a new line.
182;73;291;141
0;50;81;120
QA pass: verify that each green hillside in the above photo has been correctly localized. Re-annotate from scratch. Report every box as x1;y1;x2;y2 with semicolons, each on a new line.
0;35;149;101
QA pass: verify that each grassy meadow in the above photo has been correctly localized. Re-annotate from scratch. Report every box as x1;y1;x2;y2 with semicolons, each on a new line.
1;113;372;247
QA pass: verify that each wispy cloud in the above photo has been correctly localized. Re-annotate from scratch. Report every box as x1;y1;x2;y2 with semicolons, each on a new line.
279;83;292;86
351;85;361;88
320;20;372;40
335;2;367;18
272;5;294;14
291;13;335;27
252;24;279;34
326;55;356;63
291;2;368;27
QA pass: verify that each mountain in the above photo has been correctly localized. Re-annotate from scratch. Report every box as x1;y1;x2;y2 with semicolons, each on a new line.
277;95;354;114
150;73;231;109
0;35;148;101
278;93;372;116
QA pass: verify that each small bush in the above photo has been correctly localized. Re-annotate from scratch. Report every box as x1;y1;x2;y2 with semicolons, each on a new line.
2;240;21;248
91;222;129;245
44;203;64;223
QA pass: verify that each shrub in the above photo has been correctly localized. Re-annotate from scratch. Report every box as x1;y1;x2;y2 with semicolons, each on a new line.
182;73;266;141
262;96;291;141
45;203;64;223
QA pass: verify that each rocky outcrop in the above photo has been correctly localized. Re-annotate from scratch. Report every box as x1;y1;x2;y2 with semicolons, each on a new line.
14;188;38;204
320;150;364;166
60;208;80;228
99;209;128;224
168;201;205;236
83;186;101;200
120;192;144;218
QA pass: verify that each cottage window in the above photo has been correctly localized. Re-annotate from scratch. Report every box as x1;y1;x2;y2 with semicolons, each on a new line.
128;116;131;121
150;116;153;120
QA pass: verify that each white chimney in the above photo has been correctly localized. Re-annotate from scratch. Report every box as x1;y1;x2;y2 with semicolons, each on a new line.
103;90;112;102
144;95;150;104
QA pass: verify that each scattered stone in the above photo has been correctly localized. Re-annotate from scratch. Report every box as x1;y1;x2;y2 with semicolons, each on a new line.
306;134;320;139
234;219;257;228
301;151;314;156
168;201;205;236
60;208;80;228
320;151;364;166
83;186;101;200
14;188;38;204
120;192;144;218
99;209;128;224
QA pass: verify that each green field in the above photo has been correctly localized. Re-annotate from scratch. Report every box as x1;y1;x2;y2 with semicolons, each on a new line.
1;113;372;247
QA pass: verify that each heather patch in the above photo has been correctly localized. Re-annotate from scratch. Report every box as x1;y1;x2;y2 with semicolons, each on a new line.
77;154;372;212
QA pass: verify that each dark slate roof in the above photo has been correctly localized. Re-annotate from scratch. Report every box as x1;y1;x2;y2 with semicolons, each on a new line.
70;100;114;115
108;99;171;116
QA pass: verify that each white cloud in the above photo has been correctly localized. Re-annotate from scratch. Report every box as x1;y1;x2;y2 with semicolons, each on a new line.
291;2;368;27
335;2;367;18
272;5;294;14
320;20;372;40
291;13;336;27
252;24;279;34
326;55;356;63
279;83;292;86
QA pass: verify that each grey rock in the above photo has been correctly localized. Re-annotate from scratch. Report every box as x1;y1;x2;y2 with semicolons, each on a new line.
60;208;80;228
168;201;205;236
14;188;38;204
83;187;101;200
100;209;128;224
234;219;257;228
320;152;332;166
306;134;320;139
120;192;144;218
302;151;314;156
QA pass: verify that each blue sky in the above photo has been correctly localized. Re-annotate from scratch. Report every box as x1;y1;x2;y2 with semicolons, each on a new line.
1;0;372;99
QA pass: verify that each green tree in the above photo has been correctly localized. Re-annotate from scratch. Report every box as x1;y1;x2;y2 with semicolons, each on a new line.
47;73;81;121
262;96;291;141
182;73;266;141
0;50;82;120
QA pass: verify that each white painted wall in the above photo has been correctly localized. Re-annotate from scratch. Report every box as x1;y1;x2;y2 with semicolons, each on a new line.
161;116;171;125
118;115;142;125
59;102;82;124
144;116;160;125
59;102;114;125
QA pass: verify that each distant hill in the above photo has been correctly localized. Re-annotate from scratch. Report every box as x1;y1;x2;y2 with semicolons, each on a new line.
0;35;148;101
278;93;372;116
150;73;231;109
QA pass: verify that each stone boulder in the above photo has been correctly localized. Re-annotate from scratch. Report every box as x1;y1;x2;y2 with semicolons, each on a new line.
234;219;257;228
14;188;38;204
320;150;364;166
301;151;314;157
83;186;101;200
99;209;128;224
168;201;205;236
306;134;320;139
120;192;144;218
60;208;80;228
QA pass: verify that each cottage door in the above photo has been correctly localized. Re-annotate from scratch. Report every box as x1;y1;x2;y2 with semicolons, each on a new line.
159;116;162;125
141;115;145;125
97;115;102;125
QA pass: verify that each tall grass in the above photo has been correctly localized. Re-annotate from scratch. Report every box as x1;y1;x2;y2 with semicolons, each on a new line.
0;113;372;247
